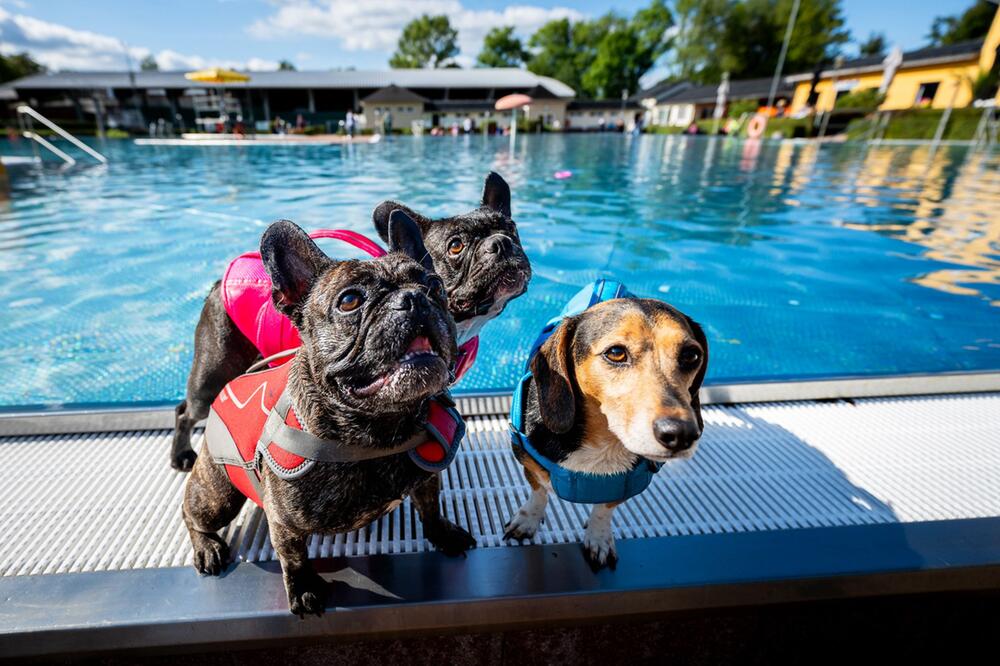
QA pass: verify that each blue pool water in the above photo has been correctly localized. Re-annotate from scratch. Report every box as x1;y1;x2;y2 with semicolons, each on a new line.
0;134;998;408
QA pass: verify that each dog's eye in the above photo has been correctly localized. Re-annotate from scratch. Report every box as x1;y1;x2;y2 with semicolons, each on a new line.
448;238;465;256
337;291;363;313
603;345;628;364
679;346;701;369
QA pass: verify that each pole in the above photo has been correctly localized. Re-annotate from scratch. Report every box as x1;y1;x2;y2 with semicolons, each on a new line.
930;78;961;151
120;41;145;130
510;107;517;153
767;0;801;110
93;93;106;140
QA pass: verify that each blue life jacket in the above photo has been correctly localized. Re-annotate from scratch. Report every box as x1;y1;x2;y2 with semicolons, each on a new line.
509;279;663;504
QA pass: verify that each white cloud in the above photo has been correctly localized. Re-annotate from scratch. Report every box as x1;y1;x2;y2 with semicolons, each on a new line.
247;0;583;63
0;8;280;71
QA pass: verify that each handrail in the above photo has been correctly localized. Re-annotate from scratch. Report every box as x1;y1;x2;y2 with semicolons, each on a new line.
22;131;75;166
16;105;107;164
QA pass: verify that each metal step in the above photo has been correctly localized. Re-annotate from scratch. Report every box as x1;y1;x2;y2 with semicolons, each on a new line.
3;391;999;578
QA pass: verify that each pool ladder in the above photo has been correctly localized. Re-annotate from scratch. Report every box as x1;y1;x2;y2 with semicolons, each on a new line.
16;105;108;166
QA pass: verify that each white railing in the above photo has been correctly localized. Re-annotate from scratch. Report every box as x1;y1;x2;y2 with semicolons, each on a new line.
22;131;76;166
16;105;108;164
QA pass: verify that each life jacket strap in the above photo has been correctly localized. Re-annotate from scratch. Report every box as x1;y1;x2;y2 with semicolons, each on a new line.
259;389;427;464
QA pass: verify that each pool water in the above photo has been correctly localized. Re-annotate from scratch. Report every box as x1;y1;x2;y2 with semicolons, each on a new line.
0;135;998;408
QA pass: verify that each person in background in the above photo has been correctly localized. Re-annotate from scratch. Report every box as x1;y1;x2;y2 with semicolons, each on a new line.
345;110;356;138
462;116;473;134
382;111;393;135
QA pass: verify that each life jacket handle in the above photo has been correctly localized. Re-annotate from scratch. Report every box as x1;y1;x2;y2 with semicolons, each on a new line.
307;229;386;258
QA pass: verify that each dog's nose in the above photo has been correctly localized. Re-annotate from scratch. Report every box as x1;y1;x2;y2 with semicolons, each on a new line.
390;289;427;312
652;418;700;453
483;235;511;257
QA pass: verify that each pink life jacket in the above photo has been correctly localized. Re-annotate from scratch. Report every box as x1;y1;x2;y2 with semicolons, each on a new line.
204;359;465;507
220;229;479;381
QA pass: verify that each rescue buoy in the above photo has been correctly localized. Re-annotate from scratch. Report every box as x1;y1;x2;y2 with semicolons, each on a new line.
747;113;768;139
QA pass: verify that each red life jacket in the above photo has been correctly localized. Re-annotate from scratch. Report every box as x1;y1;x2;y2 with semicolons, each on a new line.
204;359;465;507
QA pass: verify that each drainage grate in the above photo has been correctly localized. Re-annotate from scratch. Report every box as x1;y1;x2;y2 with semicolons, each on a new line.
2;392;999;577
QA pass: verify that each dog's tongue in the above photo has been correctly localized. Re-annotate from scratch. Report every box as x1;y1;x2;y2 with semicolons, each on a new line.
407;336;432;354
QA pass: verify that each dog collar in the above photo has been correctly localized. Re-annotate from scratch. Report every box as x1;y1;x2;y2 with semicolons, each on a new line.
205;358;465;508
509;279;663;505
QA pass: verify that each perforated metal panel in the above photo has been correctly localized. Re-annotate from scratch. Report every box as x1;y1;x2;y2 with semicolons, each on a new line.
2;392;999;577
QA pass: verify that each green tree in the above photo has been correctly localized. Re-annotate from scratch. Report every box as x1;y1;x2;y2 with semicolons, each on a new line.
278;60;296;71
527;1;673;98
390;15;459;68
526;19;581;91
0;52;45;84
672;0;849;84
858;32;887;58
477;26;528;67
139;55;158;71
928;1;996;46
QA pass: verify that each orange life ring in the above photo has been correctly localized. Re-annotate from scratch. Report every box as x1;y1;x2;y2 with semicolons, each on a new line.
747;113;768;139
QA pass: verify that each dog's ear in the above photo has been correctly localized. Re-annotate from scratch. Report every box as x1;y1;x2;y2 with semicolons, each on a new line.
685;317;710;432
481;171;511;218
387;209;434;272
372;201;430;242
260;219;333;325
530;317;577;434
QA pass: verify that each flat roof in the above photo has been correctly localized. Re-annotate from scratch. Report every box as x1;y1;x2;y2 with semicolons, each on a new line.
9;68;576;97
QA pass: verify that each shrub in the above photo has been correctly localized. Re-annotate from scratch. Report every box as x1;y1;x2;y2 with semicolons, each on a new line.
835;88;885;111
727;99;758;118
972;68;999;101
105;128;129;139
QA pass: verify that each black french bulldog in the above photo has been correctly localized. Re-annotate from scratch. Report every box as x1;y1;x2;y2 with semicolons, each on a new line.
172;172;531;471
183;215;475;616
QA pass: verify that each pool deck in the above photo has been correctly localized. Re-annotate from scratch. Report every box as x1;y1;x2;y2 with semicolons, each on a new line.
2;377;999;658
134;134;381;147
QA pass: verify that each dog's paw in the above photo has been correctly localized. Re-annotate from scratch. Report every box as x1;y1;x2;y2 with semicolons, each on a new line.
191;532;230;576
424;518;476;556
171;448;198;472
582;525;617;572
503;509;543;542
286;569;328;618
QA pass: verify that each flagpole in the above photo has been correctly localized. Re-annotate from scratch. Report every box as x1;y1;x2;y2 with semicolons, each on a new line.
767;0;801;110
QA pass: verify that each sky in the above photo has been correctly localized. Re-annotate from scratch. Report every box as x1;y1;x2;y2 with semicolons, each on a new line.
0;0;981;85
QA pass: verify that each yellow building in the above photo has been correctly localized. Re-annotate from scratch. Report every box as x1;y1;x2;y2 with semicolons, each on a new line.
788;7;1000;114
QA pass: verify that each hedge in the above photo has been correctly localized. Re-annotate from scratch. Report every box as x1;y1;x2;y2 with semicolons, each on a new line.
845;108;984;141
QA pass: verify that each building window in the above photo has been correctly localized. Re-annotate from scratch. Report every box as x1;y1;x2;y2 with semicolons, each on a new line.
915;82;940;107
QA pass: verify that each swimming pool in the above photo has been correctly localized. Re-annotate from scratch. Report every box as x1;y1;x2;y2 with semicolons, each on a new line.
0;134;997;408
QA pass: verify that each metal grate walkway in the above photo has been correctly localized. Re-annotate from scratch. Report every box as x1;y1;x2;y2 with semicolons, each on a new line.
2;392;999;577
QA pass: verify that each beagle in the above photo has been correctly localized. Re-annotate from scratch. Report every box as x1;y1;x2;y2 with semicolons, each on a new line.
504;293;708;570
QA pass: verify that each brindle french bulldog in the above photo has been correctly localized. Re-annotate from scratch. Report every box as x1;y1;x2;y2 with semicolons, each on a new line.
183;215;475;616
172;172;531;471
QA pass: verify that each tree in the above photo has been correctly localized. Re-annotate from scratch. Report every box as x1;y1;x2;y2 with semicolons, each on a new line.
858;32;887;58
0;52;45;84
527;1;673;98
390;15;459;68
672;0;849;84
278;60;296;71
139;55;158;71
477;26;528;67
927;1;996;46
526;19;582;92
